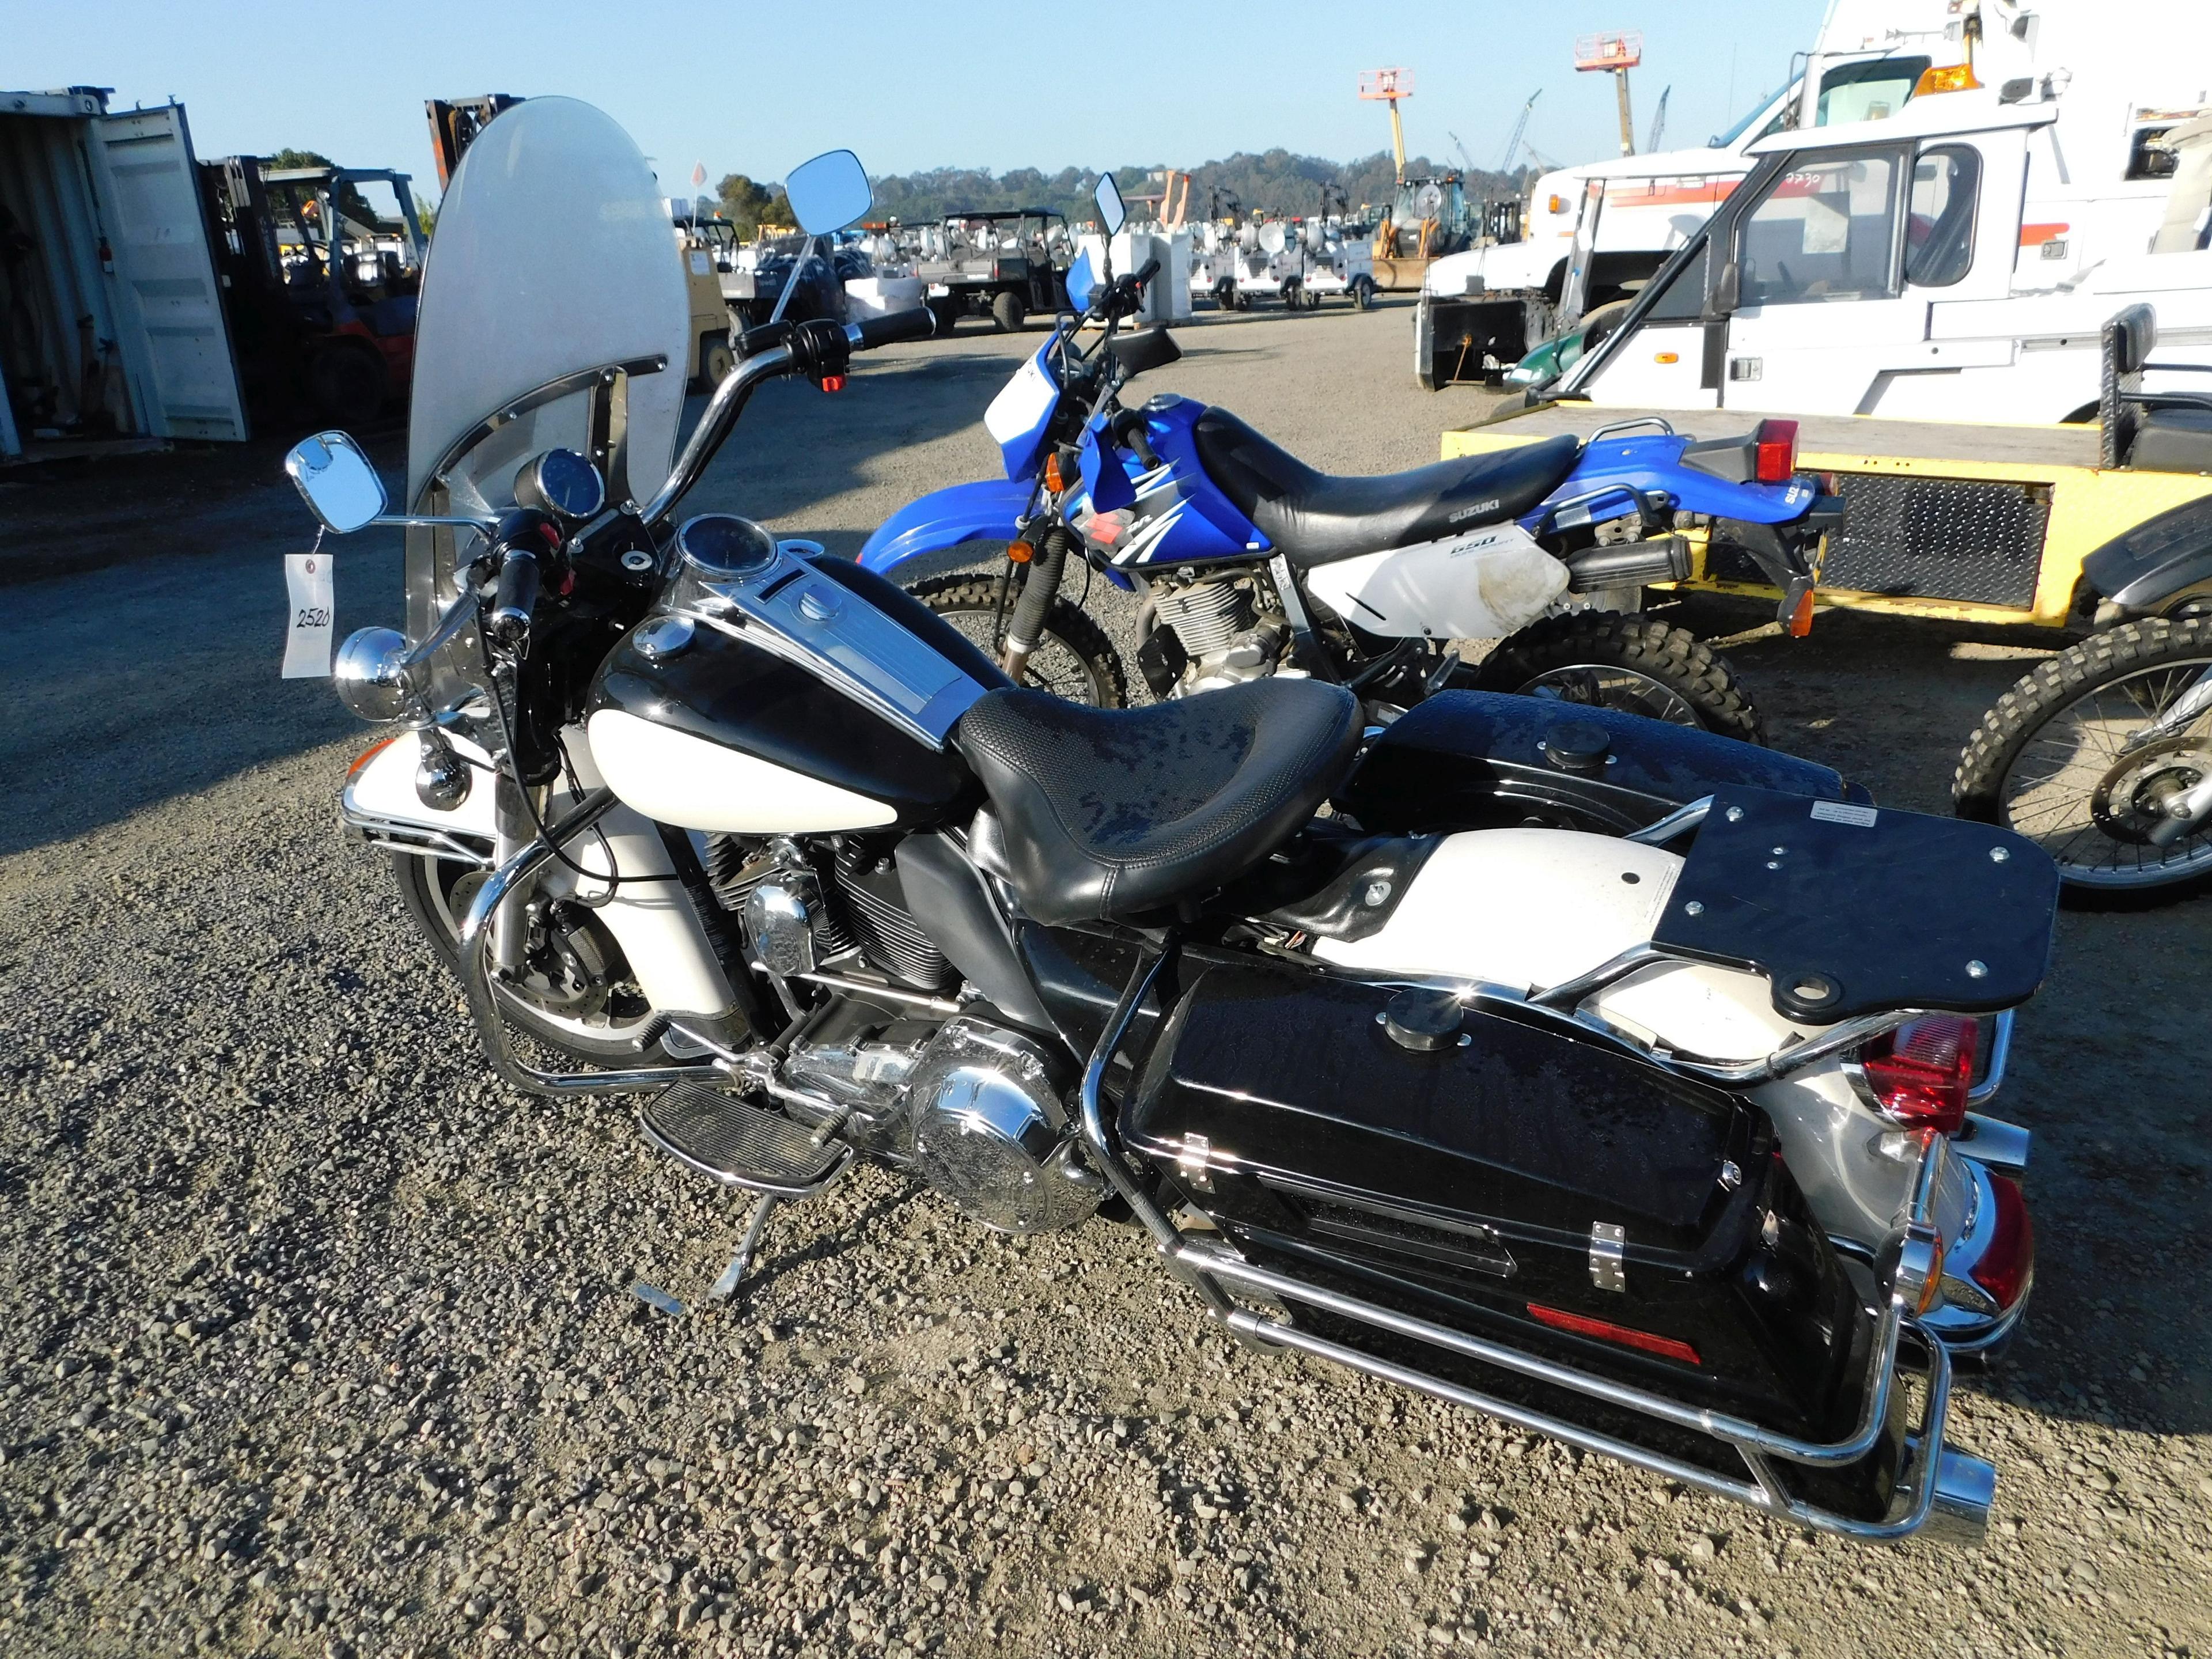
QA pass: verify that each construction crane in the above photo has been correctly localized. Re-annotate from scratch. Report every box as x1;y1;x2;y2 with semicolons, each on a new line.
1646;85;1671;153
1498;89;1541;175
1574;31;1643;157
1358;68;1414;183
1448;130;1479;177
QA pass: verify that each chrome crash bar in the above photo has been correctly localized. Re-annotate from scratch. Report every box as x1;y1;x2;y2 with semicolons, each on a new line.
454;788;710;1097
1079;946;1993;1544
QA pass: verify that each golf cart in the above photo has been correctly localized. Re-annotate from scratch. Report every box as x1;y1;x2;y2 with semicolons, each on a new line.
916;209;1070;334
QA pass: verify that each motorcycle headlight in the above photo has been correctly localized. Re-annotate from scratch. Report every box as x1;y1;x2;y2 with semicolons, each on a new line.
334;626;421;723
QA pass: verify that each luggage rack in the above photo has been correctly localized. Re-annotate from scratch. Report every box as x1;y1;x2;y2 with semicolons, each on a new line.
1081;946;1996;1544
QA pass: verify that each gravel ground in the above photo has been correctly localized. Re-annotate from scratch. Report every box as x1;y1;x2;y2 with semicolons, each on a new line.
3;301;2209;1659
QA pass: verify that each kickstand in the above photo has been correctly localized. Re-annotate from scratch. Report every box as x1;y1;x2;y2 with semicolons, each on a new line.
710;1193;779;1301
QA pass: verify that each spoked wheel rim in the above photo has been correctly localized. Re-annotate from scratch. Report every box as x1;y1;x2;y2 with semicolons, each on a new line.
1513;664;1700;727
1998;656;2212;888
426;861;662;1043
929;604;1115;706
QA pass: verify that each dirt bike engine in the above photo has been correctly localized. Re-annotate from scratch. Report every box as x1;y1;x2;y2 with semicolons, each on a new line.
1141;571;1291;697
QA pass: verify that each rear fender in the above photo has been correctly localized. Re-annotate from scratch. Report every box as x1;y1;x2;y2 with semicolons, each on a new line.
2081;495;2212;616
1540;433;1815;527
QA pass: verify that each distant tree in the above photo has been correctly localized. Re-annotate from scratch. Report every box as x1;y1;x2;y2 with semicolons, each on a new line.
715;173;783;236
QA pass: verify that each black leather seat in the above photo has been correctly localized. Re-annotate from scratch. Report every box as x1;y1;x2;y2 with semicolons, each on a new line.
952;679;1362;925
1193;408;1582;567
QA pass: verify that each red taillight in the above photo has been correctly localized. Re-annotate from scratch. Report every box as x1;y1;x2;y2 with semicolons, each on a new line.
1753;417;1798;483
1525;1303;1701;1366
1968;1172;2033;1310
1857;1014;1978;1134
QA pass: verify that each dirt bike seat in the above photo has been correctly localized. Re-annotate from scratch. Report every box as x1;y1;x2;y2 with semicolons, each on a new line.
1192;408;1582;567
953;678;1362;926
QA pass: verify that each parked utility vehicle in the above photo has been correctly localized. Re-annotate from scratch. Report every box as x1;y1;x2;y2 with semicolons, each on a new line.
916;209;1070;334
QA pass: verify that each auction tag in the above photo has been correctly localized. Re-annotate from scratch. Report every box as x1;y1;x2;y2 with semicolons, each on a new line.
282;544;335;679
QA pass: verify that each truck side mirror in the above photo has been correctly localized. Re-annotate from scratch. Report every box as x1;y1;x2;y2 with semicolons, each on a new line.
1705;258;1741;321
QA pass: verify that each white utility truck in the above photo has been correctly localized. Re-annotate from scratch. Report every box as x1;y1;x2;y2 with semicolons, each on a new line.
1414;0;2205;391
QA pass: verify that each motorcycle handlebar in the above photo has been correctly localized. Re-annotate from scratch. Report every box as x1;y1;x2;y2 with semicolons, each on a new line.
487;549;540;645
847;308;936;350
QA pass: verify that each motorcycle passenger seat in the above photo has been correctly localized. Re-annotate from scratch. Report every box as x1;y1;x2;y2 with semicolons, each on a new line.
1192;407;1583;567
952;678;1363;926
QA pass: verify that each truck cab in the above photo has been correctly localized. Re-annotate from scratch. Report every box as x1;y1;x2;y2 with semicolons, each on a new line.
1554;65;2212;423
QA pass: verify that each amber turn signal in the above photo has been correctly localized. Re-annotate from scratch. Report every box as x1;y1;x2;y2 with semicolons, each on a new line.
1043;452;1067;493
1007;540;1034;565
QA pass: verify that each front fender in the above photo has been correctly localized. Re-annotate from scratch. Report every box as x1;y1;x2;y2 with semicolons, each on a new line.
857;476;1134;590
858;478;1033;575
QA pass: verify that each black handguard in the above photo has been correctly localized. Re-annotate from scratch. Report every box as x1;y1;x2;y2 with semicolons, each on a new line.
848;308;936;349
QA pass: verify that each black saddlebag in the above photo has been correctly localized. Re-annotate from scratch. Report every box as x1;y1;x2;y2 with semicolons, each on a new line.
1122;958;1881;1461
1335;690;1868;837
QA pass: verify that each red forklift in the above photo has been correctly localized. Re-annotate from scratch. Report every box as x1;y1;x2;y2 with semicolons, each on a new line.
199;156;428;429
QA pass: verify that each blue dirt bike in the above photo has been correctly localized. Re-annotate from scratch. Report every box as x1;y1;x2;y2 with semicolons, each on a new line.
860;175;1838;735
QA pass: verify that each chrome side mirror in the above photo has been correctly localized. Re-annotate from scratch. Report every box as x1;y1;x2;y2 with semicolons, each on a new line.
785;149;872;236
285;430;387;533
1094;172;1127;237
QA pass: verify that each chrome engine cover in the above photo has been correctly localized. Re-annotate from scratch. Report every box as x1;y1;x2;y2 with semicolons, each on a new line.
903;1018;1099;1233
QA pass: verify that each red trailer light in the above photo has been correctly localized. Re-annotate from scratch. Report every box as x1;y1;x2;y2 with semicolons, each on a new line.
1854;1014;1978;1134
1753;418;1799;483
1525;1303;1701;1366
1968;1172;2033;1309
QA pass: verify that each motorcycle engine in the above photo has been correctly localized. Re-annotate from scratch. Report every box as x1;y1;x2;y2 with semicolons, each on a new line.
900;1018;1100;1233
1141;571;1290;698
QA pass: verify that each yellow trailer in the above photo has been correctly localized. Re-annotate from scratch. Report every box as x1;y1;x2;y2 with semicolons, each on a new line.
1444;404;2212;632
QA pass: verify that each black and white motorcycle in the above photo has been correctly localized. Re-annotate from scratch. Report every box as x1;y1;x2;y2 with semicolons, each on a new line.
291;99;2061;1543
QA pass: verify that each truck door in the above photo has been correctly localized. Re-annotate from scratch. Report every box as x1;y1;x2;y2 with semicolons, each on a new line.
88;104;249;442
1713;145;1925;414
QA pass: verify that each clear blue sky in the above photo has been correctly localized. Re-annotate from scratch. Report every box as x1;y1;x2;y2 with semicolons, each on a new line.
10;0;1827;195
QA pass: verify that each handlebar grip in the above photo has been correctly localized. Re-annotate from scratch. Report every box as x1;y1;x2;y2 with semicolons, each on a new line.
1132;256;1162;287
848;308;937;350
488;550;540;645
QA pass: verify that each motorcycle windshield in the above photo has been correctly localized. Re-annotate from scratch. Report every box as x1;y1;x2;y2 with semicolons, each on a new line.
403;97;687;635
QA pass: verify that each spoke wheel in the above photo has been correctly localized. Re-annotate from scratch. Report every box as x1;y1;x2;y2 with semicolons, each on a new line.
1956;618;2212;900
907;571;1129;707
1475;611;1764;740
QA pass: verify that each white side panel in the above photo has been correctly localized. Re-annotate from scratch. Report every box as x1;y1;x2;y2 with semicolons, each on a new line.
89;106;248;442
1316;827;1909;1244
1301;525;1570;641
352;727;736;1017
585;709;897;833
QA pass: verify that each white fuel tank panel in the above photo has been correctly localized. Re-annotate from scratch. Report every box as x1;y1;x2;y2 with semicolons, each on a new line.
585;709;898;834
1301;522;1569;641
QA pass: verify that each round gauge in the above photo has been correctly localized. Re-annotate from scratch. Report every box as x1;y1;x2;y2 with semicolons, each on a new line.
516;448;607;522
676;513;778;580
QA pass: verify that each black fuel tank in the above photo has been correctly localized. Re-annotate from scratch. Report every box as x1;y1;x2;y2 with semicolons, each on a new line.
588;555;1009;831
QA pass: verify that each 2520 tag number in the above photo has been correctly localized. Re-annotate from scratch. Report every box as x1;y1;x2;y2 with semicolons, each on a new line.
294;607;332;628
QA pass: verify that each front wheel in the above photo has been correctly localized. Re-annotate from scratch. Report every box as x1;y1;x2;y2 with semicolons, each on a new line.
1953;617;2212;904
1475;611;1764;741
908;571;1129;706
391;854;681;1064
